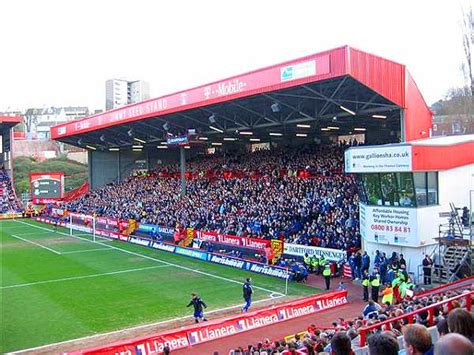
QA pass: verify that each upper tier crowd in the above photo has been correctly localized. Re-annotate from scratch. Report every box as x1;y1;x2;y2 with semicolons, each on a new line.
66;145;361;250
0;168;22;213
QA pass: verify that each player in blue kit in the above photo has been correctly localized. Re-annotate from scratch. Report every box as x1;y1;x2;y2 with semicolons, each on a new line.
187;293;208;323
242;278;253;312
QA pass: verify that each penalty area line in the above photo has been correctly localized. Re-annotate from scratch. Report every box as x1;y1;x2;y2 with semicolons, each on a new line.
1;265;172;290
15;220;286;297
10;234;61;255
61;248;114;254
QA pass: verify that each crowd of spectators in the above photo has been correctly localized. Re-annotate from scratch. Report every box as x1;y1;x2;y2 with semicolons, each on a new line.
227;287;474;354
66;145;361;251
0;168;22;213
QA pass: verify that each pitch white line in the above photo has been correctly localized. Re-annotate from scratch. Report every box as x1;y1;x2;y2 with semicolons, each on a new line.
15;220;285;296
61;248;113;255
9;295;284;354
1;265;172;290
10;234;61;255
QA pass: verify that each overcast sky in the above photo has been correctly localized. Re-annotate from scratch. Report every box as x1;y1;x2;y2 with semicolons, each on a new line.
0;0;470;112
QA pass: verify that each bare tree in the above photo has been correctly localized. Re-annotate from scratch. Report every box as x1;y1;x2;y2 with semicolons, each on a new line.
23;109;40;137
461;6;473;95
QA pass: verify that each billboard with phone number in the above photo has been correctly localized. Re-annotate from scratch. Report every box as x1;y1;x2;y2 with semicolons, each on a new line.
359;204;418;246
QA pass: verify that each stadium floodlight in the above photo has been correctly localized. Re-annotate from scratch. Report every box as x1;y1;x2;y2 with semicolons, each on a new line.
160;141;168;145
372;114;387;119
270;103;281;113
184;146;191;149
132;149;142;152
86;145;96;150
297;124;311;128
321;128;330;131
249;138;260;142
209;125;224;133
340;105;356;115
296;133;307;137
354;127;366;131
239;131;253;135
327;126;340;130
208;114;216;123
127;129;134;137
211;142;222;146
198;137;209;140
108;147;120;151
269;132;282;136
162;122;170;131
132;145;143;149
223;137;237;141
157;145;168;149
134;137;146;144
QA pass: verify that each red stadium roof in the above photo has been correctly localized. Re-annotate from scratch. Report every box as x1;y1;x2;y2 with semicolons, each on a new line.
51;46;432;146
0;115;21;125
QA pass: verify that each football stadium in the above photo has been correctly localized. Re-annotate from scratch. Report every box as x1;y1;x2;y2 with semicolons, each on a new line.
1;44;473;355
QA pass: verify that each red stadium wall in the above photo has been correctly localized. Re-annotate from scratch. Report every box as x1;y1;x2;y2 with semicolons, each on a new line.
403;71;433;141
412;141;474;171
348;47;406;107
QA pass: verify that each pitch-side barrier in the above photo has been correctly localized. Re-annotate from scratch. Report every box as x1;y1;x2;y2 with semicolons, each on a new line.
68;290;348;354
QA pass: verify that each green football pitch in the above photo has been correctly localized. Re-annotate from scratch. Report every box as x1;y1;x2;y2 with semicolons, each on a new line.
0;219;319;353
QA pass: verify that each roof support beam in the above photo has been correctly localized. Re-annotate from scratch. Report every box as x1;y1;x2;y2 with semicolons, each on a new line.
227;101;279;125
175;112;212;129
262;93;313;121
271;93;396;108
199;107;249;129
212;106;400;132
301;85;343;111
133;122;165;141
318;77;348;116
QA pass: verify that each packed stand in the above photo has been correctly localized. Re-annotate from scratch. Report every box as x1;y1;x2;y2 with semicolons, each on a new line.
227;286;474;354
66;145;361;252
0;168;22;213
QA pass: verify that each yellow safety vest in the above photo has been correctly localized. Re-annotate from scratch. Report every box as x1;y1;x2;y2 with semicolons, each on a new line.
382;288;394;305
323;268;331;277
362;279;370;287
371;278;380;287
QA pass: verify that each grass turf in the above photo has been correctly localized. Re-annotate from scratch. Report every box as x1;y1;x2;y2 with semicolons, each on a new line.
0;219;319;352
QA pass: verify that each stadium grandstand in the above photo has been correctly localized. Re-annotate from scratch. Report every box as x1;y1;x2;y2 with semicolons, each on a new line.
50;45;431;257
3;46;473;354
0;116;23;217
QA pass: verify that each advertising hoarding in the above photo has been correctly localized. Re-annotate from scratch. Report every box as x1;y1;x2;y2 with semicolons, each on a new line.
345;145;412;173
70;290;348;355
283;243;347;261
359;204;418;247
